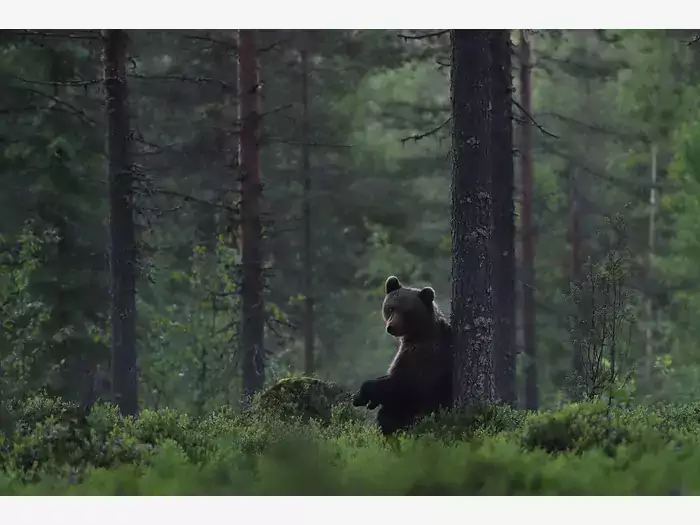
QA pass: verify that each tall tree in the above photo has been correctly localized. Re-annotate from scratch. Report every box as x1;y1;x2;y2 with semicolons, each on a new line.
570;165;585;395
238;29;265;399
300;31;315;376
103;29;138;416
450;29;496;408
491;30;518;407
645;142;658;384
518;30;539;410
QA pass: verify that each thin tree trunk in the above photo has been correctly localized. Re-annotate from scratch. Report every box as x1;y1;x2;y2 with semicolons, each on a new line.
518;29;539;411
644;142;658;385
238;29;265;400
103;29;138;416
300;32;315;377
491;30;517;407
450;29;496;409
570;166;584;397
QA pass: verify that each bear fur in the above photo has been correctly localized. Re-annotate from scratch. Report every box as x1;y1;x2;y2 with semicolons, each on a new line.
352;275;453;435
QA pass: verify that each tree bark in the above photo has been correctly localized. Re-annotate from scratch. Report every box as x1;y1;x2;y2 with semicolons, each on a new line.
570;166;585;396
491;30;517;408
518;30;539;410
103;29;138;416
644;142;658;386
300;31;315;377
450;30;496;409
238;29;265;400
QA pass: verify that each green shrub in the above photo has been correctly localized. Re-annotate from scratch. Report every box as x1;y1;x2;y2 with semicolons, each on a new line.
517;401;694;455
5;392;700;494
411;403;526;440
2;431;700;495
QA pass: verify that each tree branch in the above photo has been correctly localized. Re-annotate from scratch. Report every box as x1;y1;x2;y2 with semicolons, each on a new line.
183;33;237;50
537;110;645;143
401;117;451;143
258;39;291;53
151;188;238;212
398;30;449;40
8;85;97;126
262;137;352;148
11;75;100;87
0;30;99;41
512;99;559;139
259;104;293;119
127;73;232;89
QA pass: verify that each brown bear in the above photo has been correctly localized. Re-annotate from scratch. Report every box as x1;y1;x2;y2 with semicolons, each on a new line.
352;275;453;435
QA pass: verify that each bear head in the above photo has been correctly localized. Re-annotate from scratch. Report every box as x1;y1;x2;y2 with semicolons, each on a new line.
381;275;437;338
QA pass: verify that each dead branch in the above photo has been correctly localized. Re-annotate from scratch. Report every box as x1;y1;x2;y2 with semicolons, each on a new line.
0;30;99;41
0;105;43;115
398;30;449;40
258;39;291;53
537;110;644;143
401;117;451;144
127;73;232;89
512;99;559;139
262;137;352;148
11;75;100;87
151;188;238;212
259;104;293;119
183;33;237;50
8;84;97;126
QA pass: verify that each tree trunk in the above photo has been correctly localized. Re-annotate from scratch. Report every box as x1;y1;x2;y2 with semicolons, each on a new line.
103;29;138;416
491;30;517;407
300;31;315;377
644;142;658;385
570;166;585;397
238;29;265;400
450;30;496;409
518;30;539;410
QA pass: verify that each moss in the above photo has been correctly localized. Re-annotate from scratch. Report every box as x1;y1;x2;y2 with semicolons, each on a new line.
252;377;351;425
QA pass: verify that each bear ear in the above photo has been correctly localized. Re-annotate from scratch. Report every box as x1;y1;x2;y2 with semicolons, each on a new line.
418;286;435;305
385;275;402;294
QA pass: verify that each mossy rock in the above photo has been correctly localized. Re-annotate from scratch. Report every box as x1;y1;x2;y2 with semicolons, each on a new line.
252;377;351;425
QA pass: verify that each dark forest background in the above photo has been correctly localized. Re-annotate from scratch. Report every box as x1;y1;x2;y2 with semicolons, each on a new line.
3;29;700;417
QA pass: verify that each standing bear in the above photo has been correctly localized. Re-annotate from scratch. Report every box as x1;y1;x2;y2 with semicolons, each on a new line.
353;275;453;435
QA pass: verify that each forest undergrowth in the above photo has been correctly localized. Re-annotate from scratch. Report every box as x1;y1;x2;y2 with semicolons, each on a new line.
2;377;700;495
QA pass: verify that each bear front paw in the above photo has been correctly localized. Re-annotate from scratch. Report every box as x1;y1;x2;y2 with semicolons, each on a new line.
353;380;380;409
352;389;369;407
